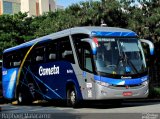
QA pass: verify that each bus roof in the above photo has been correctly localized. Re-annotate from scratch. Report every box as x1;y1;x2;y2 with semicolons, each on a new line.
3;26;137;53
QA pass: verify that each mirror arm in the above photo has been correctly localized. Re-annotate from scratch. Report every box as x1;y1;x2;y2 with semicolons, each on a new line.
140;39;154;55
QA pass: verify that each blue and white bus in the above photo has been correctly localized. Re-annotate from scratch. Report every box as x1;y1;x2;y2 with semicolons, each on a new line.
2;27;154;107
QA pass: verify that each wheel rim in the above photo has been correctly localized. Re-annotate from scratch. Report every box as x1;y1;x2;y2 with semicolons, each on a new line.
70;90;76;105
18;93;22;103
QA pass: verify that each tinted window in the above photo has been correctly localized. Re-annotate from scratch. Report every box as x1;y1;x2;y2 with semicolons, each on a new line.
34;46;45;63
59;37;75;64
72;34;89;67
3;52;22;68
46;42;58;62
83;43;94;73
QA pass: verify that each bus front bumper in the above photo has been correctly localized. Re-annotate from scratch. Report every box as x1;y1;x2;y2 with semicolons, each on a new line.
95;82;149;100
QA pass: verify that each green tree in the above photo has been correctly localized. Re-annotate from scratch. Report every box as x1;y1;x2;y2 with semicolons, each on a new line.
0;12;38;53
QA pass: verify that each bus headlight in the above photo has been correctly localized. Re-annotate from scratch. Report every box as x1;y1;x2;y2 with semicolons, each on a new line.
142;81;148;86
97;81;110;87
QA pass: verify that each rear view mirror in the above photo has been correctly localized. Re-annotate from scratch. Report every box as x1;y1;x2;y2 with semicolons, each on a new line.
140;39;154;55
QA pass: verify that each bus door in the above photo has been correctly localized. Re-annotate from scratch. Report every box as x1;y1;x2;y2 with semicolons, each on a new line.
81;41;96;100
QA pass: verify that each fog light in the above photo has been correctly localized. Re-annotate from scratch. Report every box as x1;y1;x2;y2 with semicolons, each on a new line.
97;81;110;87
101;82;109;87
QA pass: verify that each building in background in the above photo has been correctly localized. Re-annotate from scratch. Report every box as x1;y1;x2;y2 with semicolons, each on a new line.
0;0;20;15
21;0;36;17
0;0;59;16
21;0;56;17
56;5;64;10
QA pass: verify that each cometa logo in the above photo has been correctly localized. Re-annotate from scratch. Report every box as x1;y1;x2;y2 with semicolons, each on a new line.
121;76;132;79
39;65;59;76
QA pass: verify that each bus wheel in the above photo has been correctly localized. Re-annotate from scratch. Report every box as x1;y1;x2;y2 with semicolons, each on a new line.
17;90;32;105
17;91;25;105
67;86;78;107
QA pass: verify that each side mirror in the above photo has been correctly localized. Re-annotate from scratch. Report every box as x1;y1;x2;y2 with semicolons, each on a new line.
140;39;154;55
81;38;97;55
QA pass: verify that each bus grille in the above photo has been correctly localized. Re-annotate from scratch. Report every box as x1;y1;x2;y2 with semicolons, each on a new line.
108;84;144;90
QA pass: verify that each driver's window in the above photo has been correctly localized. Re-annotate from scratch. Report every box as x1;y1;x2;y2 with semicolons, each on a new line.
81;42;93;72
84;49;93;72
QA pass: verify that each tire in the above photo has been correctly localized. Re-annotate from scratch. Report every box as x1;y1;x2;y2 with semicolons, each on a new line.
67;86;79;108
17;91;25;105
17;89;32;105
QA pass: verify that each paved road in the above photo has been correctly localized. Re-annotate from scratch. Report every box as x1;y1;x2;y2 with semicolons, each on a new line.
0;100;160;119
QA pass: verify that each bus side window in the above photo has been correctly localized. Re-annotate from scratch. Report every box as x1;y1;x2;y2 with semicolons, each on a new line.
3;54;11;68
74;41;83;68
4;53;22;68
12;53;22;67
59;37;75;64
71;34;89;68
84;49;93;72
47;42;57;61
82;43;94;73
34;47;45;63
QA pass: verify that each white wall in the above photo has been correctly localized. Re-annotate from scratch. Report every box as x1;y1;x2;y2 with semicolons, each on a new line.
49;0;56;12
21;0;36;17
28;0;36;16
21;0;29;14
39;0;49;15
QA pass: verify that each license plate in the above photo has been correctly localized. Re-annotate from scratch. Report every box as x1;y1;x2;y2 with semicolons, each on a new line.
123;92;132;96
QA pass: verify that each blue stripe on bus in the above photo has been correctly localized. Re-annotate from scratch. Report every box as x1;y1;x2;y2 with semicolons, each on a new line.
94;75;148;85
150;48;154;55
91;31;137;37
2;67;53;100
20;81;52;100
2;68;19;99
2;61;83;100
27;68;63;99
23;66;52;100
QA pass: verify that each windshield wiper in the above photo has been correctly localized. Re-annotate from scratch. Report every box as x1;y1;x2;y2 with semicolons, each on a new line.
115;40;127;74
127;58;139;74
117;40;139;74
120;46;139;74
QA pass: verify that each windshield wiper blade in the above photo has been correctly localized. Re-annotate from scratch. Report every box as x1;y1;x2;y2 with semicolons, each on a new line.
121;50;139;74
116;39;138;74
127;59;139;74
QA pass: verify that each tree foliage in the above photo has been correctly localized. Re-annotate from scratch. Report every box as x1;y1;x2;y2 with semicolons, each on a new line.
0;12;37;53
0;0;159;52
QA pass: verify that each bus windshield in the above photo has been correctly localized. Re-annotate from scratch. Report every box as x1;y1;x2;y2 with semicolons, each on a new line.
94;38;146;75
